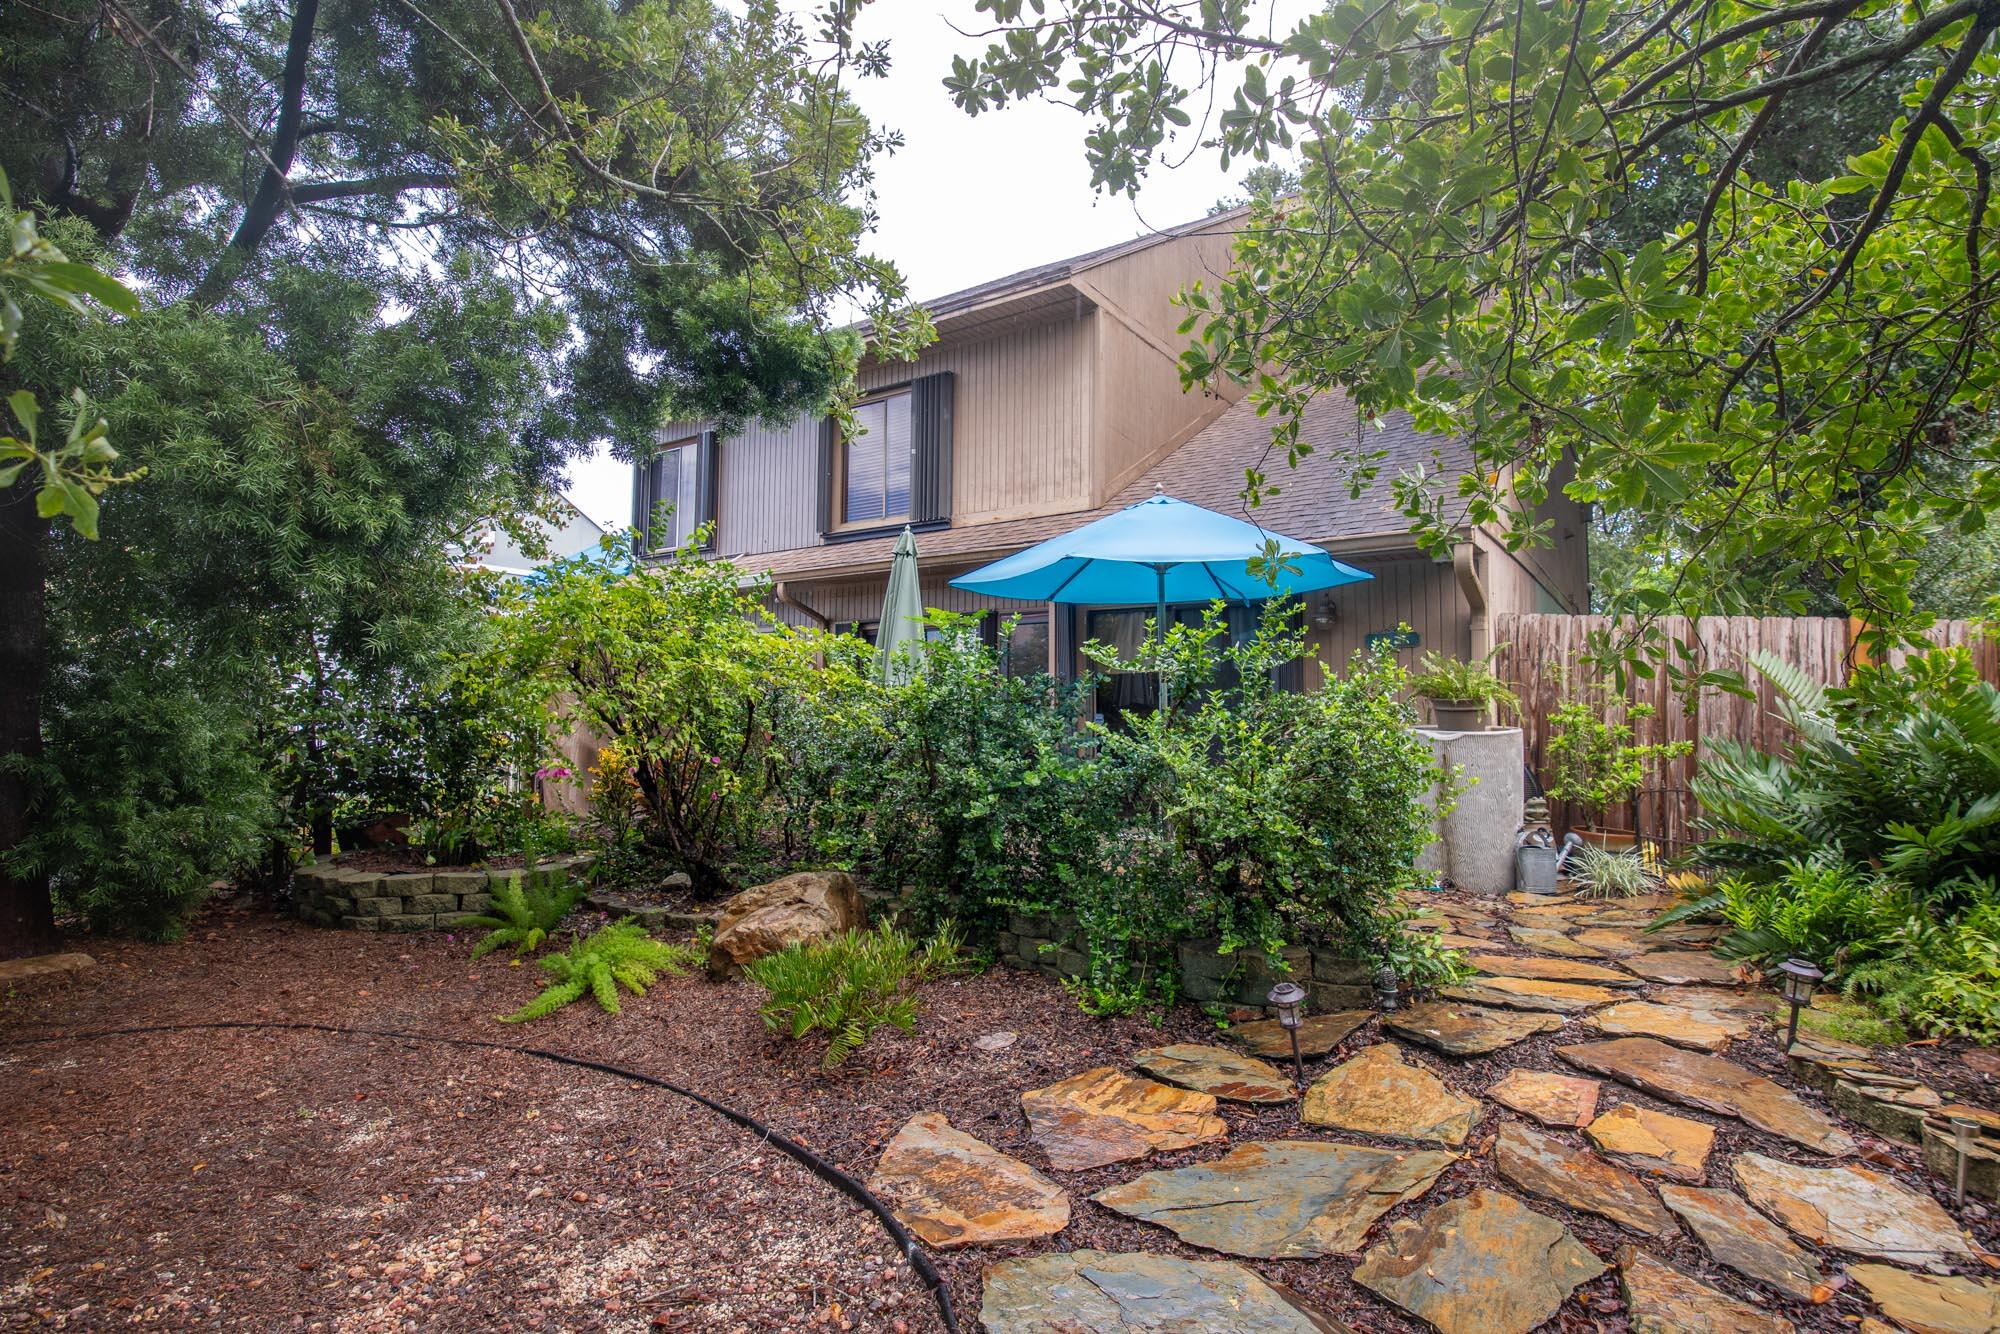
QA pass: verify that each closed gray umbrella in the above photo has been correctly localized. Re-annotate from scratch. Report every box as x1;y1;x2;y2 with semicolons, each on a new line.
878;526;926;685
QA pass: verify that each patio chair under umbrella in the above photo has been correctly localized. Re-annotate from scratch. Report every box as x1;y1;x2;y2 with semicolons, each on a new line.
948;490;1373;705
877;525;926;685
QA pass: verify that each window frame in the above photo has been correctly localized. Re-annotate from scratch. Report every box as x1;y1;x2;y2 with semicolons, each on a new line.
646;435;706;554
831;385;915;532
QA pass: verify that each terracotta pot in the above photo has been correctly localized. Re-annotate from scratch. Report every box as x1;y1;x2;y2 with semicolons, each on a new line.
1576;827;1638;852
1426;698;1490;731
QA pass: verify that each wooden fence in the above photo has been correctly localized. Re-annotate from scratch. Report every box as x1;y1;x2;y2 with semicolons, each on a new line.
1492;613;2000;850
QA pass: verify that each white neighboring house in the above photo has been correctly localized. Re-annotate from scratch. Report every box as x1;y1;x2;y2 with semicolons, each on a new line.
471;494;607;576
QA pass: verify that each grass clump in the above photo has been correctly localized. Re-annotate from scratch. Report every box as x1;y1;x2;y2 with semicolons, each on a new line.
500;921;701;1022
1795;995;1910;1049
1570;845;1656;899
468;874;584;960
745;922;971;1069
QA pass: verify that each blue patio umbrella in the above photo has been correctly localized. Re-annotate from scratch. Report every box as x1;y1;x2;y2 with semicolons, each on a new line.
949;491;1373;702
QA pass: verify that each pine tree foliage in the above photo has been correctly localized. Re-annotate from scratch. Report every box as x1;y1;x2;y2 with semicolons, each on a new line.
500;921;700;1023
467;875;584;960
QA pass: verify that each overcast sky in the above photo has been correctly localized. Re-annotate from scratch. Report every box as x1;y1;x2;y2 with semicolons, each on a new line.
563;2;1264;528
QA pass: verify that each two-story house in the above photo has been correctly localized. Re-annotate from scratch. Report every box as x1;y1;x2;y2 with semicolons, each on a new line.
632;212;1587;703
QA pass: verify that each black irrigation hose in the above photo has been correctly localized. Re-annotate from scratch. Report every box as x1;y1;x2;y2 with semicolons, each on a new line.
2;1020;960;1333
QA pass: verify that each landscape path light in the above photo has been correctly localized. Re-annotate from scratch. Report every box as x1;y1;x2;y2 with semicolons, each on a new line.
1949;1115;1980;1208
1268;981;1307;1092
1778;958;1824;1050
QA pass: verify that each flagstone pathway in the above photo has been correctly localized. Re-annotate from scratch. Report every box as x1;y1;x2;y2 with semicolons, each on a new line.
877;889;2000;1332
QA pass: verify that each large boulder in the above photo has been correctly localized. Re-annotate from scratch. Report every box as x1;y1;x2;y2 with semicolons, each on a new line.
706;870;863;976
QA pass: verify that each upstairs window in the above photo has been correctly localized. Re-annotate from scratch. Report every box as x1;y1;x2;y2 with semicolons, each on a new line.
635;432;717;555
817;372;954;539
841;390;913;526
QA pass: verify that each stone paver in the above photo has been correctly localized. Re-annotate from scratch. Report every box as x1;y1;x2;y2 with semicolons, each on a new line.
1559;1038;1856;1154
1658;1184;1827;1302
0;951;94;986
1468;954;1642;986
979;1249;1351;1333
1301;1043;1479;1146
1351;1188;1607;1334
1383;1001;1562;1057
1506;925;1609;958
1587;998;1758;1052
1092;1140;1453;1258
1441;975;1624;1014
1131;1044;1295;1104
1585;1103;1715;1181
1616;1245;1796;1333
1227;1010;1371;1060
1488;1069;1602;1127
1848;1263;2000;1334
1021;1067;1228;1172
1733;1153;1979;1266
1495;1120;1676;1235
866;1112;1069;1249
1620;950;1744;986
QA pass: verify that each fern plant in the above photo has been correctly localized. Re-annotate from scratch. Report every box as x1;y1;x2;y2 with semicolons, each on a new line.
745;922;971;1069
467;873;584;959
500;921;702;1022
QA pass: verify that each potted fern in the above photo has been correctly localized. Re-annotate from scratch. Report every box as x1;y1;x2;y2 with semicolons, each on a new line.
1409;647;1519;731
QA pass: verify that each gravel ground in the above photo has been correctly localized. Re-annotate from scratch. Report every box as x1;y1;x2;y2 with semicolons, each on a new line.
2;894;1997;1332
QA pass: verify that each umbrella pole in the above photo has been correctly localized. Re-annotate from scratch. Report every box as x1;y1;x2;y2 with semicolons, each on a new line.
1154;564;1169;715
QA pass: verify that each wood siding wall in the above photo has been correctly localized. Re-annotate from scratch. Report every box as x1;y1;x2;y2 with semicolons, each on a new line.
855;316;1094;527
713;410;823;558
1304;552;1471;688
1493;613;2000;849
767;574;1043;632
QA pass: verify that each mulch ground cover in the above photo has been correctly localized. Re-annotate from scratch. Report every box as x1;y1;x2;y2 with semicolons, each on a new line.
2;890;1997;1332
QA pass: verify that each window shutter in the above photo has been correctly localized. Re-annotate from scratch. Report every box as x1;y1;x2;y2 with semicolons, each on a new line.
695;429;720;550
816;414;836;538
910;371;954;525
633;453;665;554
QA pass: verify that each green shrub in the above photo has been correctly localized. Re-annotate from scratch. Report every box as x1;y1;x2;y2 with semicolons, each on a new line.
1570;845;1655;899
1710;858;1908;972
1844;899;2000;1043
1543;672;1690;826
1693;648;2000;908
745;922;971;1068
1079;607;1443;988
821;612;1114;941
492;536;867;895
500;922;701;1022
5;651;272;940
467;872;585;959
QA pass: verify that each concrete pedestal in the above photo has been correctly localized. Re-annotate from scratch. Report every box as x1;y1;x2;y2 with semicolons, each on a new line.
1415;726;1524;896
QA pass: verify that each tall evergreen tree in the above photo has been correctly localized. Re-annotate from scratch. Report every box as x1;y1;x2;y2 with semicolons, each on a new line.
0;0;922;953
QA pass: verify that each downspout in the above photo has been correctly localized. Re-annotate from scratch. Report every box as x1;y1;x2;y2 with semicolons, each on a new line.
1453;541;1489;660
773;580;830;632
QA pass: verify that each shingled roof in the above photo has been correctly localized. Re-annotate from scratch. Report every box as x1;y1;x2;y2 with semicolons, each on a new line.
745;388;1474;583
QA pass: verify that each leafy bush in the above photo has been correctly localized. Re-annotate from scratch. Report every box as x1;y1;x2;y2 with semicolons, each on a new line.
821;612;1112;939
493;536;865;895
1682;647;2000;1038
745;922;971;1068
1708;858;1908;972
1543;672;1690;825
467;872;585;959
1693;648;2000;909
1078;607;1443;992
1570;845;1655;899
5;649;273;939
500;922;701;1022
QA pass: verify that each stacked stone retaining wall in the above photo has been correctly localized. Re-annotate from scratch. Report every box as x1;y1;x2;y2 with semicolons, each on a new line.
292;854;592;931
